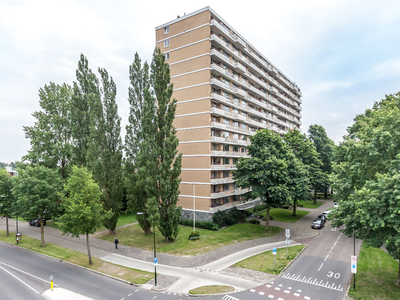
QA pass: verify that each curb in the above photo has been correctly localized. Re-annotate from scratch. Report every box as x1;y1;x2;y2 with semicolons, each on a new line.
187;286;239;297
0;240;140;287
279;243;309;276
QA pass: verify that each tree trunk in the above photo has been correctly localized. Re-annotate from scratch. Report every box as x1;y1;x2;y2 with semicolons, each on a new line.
108;229;116;235
313;188;318;204
265;205;270;230
6;215;9;237
292;199;297;216
86;232;93;265
40;219;45;247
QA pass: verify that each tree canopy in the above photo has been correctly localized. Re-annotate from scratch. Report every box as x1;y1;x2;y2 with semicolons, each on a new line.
331;91;400;284
13;165;63;247
0;167;14;236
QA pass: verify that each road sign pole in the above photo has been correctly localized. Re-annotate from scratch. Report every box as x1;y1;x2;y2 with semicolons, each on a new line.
354;234;356;291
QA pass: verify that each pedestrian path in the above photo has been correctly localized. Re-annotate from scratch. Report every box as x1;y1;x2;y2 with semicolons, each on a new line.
1;199;334;293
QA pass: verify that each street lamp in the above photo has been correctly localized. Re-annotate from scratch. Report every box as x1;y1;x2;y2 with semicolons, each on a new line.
137;212;157;287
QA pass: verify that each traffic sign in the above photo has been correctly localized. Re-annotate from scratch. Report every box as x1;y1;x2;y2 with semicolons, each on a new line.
285;229;291;239
154;257;158;265
286;239;290;245
351;255;357;273
273;247;277;255
49;275;53;281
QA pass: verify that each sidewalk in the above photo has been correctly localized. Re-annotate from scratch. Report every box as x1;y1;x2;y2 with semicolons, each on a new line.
0;199;333;293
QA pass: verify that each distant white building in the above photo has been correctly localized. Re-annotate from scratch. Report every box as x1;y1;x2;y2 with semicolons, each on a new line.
5;166;17;177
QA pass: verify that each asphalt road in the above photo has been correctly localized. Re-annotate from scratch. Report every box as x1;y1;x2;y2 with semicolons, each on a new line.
250;221;363;300
0;242;185;300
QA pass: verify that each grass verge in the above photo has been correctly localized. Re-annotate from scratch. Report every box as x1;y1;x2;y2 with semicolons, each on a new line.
234;245;305;274
348;243;400;300
189;285;235;295
261;208;309;223
0;230;152;284
47;213;137;232
96;223;282;257
297;200;324;209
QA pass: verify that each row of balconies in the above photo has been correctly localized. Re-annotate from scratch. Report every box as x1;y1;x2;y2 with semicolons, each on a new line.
210;65;301;120
210;150;249;158
211;176;235;184
210;19;246;48
210;35;301;104
210;188;249;199
211;88;300;128
210;135;251;146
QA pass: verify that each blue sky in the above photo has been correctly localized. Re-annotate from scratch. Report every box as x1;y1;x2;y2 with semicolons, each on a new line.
1;0;400;163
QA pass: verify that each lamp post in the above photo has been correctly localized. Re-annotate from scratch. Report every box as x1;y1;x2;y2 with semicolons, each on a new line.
137;212;157;287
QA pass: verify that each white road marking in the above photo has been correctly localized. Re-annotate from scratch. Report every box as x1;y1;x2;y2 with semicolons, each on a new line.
250;289;256;292
0;261;57;285
324;254;329;261
318;263;324;271
304;297;311;300
284;290;290;293
0;266;39;294
135;289;139;292
294;293;300;296
266;284;272;288
259;291;265;295
128;293;132;296
153;296;157;299
282;273;343;291
275;287;281;290
297;289;302;292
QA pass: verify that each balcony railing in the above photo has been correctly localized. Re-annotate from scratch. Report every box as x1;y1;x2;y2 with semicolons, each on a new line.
211;164;237;170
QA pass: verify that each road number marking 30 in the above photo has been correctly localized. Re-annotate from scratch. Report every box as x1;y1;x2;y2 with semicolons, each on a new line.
327;271;340;279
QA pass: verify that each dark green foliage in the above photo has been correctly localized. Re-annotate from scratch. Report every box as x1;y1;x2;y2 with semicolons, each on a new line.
212;207;248;228
70;54;100;167
13;165;63;247
249;219;260;225
23;82;73;179
0;167;14;236
179;219;219;231
188;231;200;240
86;67;123;235
125;53;154;234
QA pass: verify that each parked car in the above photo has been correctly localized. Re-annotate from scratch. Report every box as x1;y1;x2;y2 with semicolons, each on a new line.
317;214;327;222
311;219;324;229
334;202;339;208
322;209;330;219
29;218;46;227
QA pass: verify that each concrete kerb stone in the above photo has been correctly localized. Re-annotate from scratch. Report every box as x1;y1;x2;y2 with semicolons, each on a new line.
0;240;139;287
279;243;309;276
186;286;239;297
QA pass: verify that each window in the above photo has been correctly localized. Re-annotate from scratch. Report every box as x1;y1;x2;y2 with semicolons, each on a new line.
223;144;230;151
223;170;230;178
241;123;247;130
212;116;219;122
233;145;239;152
223;118;230;125
233;195;239;201
241;135;247;141
212;130;221;137
223;104;230;112
212;143;218;150
223;184;230;191
213;157;220;164
223;157;230;164
222;131;230;138
223;196;230;203
164;39;170;47
233;121;239;127
232;133;239;139
223;91;230;98
233;97;239;104
165;52;170;61
241;147;246;153
164;26;169;34
242;100;247;106
212;185;218;193
232;158;239;164
212;102;218;108
233;108;239;115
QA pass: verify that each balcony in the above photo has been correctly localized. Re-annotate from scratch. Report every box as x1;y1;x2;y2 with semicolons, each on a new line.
210;19;246;48
211;164;237;170
210;176;234;184
210;188;249;199
211;78;238;95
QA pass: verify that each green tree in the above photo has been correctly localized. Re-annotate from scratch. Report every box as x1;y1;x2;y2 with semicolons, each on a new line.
308;125;334;200
70;54;100;167
58;166;105;265
150;48;182;242
13;165;63;247
286;158;310;216
125;53;155;234
331;92;400;284
284;129;322;212
233;129;292;229
86;68;123;235
23;82;73;179
0;168;14;236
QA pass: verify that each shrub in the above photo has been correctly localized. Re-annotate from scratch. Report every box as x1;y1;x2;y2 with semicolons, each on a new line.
188;231;200;240
249;218;260;225
179;218;219;231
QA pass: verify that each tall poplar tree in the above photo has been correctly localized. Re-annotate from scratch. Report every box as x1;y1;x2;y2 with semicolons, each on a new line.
87;68;123;234
23;82;73;179
0;168;14;236
125;53;155;234
70;54;100;166
150;48;182;242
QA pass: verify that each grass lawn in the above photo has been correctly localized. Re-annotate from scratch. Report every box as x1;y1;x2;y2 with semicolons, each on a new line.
234;245;305;274
297;200;324;209
47;213;137;233
348;243;400;300
96;223;282;257
0;230;152;284
189;285;235;295
316;193;334;199
262;208;309;223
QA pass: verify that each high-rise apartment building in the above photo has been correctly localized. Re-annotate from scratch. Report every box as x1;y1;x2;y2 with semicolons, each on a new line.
155;7;302;220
